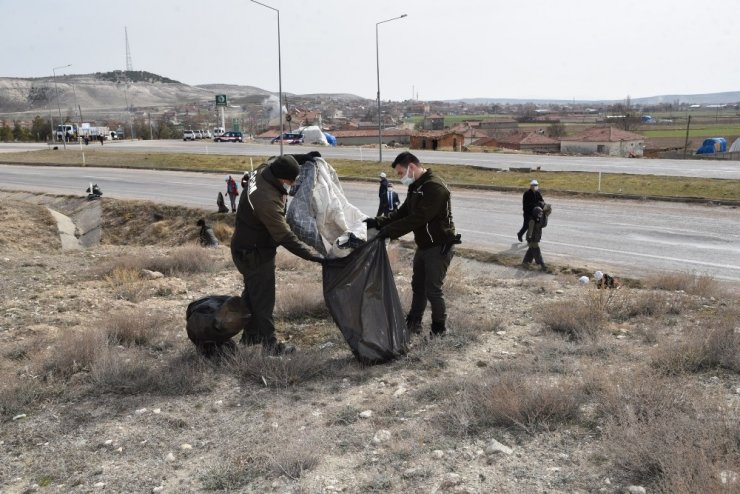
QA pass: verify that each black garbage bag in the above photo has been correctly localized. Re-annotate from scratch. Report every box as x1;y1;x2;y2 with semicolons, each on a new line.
323;237;408;364
216;192;229;213
186;295;248;356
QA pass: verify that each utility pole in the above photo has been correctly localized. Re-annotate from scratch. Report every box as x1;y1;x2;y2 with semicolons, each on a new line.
683;115;692;159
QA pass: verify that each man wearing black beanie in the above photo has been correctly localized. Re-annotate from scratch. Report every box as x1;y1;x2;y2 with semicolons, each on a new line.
231;154;324;355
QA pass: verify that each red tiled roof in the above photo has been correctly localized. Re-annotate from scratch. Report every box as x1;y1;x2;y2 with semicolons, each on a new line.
563;126;644;142
495;132;559;145
413;130;464;138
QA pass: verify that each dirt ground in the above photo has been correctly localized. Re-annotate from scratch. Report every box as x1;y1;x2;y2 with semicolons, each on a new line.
0;196;738;494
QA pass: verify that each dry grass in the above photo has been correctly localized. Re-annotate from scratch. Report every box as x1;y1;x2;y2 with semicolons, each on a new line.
212;221;234;243
607;290;681;321
102;309;171;346
90;349;205;396
104;265;148;302
646;271;722;298
275;248;306;271
40;328;108;379
275;282;328;320
651;308;740;374
436;368;587;436
225;346;332;388
442;262;470;297
0;375;45;419
144;245;220;275
539;296;608;341
596;370;739;491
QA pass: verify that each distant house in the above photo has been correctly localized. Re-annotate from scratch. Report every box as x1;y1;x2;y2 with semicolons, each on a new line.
472;132;560;153
421;114;445;130
560;126;645;157
479;118;518;131
330;128;411;146
410;130;465;151
497;132;560;153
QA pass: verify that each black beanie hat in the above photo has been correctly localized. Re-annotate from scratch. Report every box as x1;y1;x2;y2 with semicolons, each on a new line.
269;155;300;181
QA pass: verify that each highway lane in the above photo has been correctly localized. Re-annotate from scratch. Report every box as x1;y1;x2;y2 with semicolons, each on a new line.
2;163;739;284
1;141;739;179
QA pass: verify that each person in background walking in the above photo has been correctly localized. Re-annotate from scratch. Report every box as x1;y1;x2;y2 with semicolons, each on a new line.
522;206;546;270
380;183;400;215
225;175;239;213
517;179;544;242
376;172;389;216
364;152;460;338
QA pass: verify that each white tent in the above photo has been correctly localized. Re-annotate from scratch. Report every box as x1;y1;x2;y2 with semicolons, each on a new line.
729;138;740;153
299;125;329;146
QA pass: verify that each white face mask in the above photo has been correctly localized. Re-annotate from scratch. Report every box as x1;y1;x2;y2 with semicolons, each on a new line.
400;167;415;186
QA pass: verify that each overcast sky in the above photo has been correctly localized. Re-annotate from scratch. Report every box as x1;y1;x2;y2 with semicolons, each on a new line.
2;0;738;102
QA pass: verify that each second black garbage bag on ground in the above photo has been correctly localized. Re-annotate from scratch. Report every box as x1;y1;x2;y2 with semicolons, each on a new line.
322;237;409;364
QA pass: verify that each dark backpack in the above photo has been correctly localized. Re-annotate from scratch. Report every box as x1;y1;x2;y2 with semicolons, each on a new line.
540;202;552;228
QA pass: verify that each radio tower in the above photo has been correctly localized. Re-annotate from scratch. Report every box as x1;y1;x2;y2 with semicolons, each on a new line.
125;27;134;72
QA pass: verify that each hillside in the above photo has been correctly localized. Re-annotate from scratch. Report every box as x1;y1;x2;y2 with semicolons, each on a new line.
0;72;367;116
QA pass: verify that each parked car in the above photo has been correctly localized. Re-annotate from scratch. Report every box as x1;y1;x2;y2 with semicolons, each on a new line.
183;129;196;141
214;131;244;143
271;132;304;145
213;127;225;138
194;130;203;139
201;129;212;139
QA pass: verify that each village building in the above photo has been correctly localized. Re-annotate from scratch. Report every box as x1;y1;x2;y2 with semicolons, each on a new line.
560;126;645;157
410;130;465;151
493;131;561;153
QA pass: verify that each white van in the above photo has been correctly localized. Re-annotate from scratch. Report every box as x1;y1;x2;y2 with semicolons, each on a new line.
213;127;225;138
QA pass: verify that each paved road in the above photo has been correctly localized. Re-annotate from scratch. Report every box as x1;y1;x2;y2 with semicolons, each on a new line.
2;163;739;284
1;141;739;179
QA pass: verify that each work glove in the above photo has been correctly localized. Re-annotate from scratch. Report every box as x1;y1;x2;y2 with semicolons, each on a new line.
376;229;390;240
363;218;379;229
307;150;321;159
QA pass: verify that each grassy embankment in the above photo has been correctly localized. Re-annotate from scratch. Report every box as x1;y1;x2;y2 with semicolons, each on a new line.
1;149;739;202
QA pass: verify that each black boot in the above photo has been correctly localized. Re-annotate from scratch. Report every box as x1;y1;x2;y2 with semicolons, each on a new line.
405;315;422;334
430;321;447;338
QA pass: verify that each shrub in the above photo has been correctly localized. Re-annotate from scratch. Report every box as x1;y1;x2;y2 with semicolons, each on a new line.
103;310;170;346
651;312;740;374
90;349;205;396
104;266;147;302
597;371;738;491
225;347;331;388
0;375;44;419
436;370;586;435
646;272;721;298
212;222;233;243
539;297;607;341
41;328;107;379
144;245;219;275
269;443;320;479
275;282;328;320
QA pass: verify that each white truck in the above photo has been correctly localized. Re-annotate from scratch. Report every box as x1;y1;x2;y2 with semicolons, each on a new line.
56;123;116;142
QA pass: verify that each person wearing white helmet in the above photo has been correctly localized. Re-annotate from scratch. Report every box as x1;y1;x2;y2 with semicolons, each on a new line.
376;172;389;215
517;179;544;242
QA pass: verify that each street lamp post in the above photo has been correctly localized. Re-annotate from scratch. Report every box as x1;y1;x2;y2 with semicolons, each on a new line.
52;64;71;149
251;0;284;156
376;14;407;162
